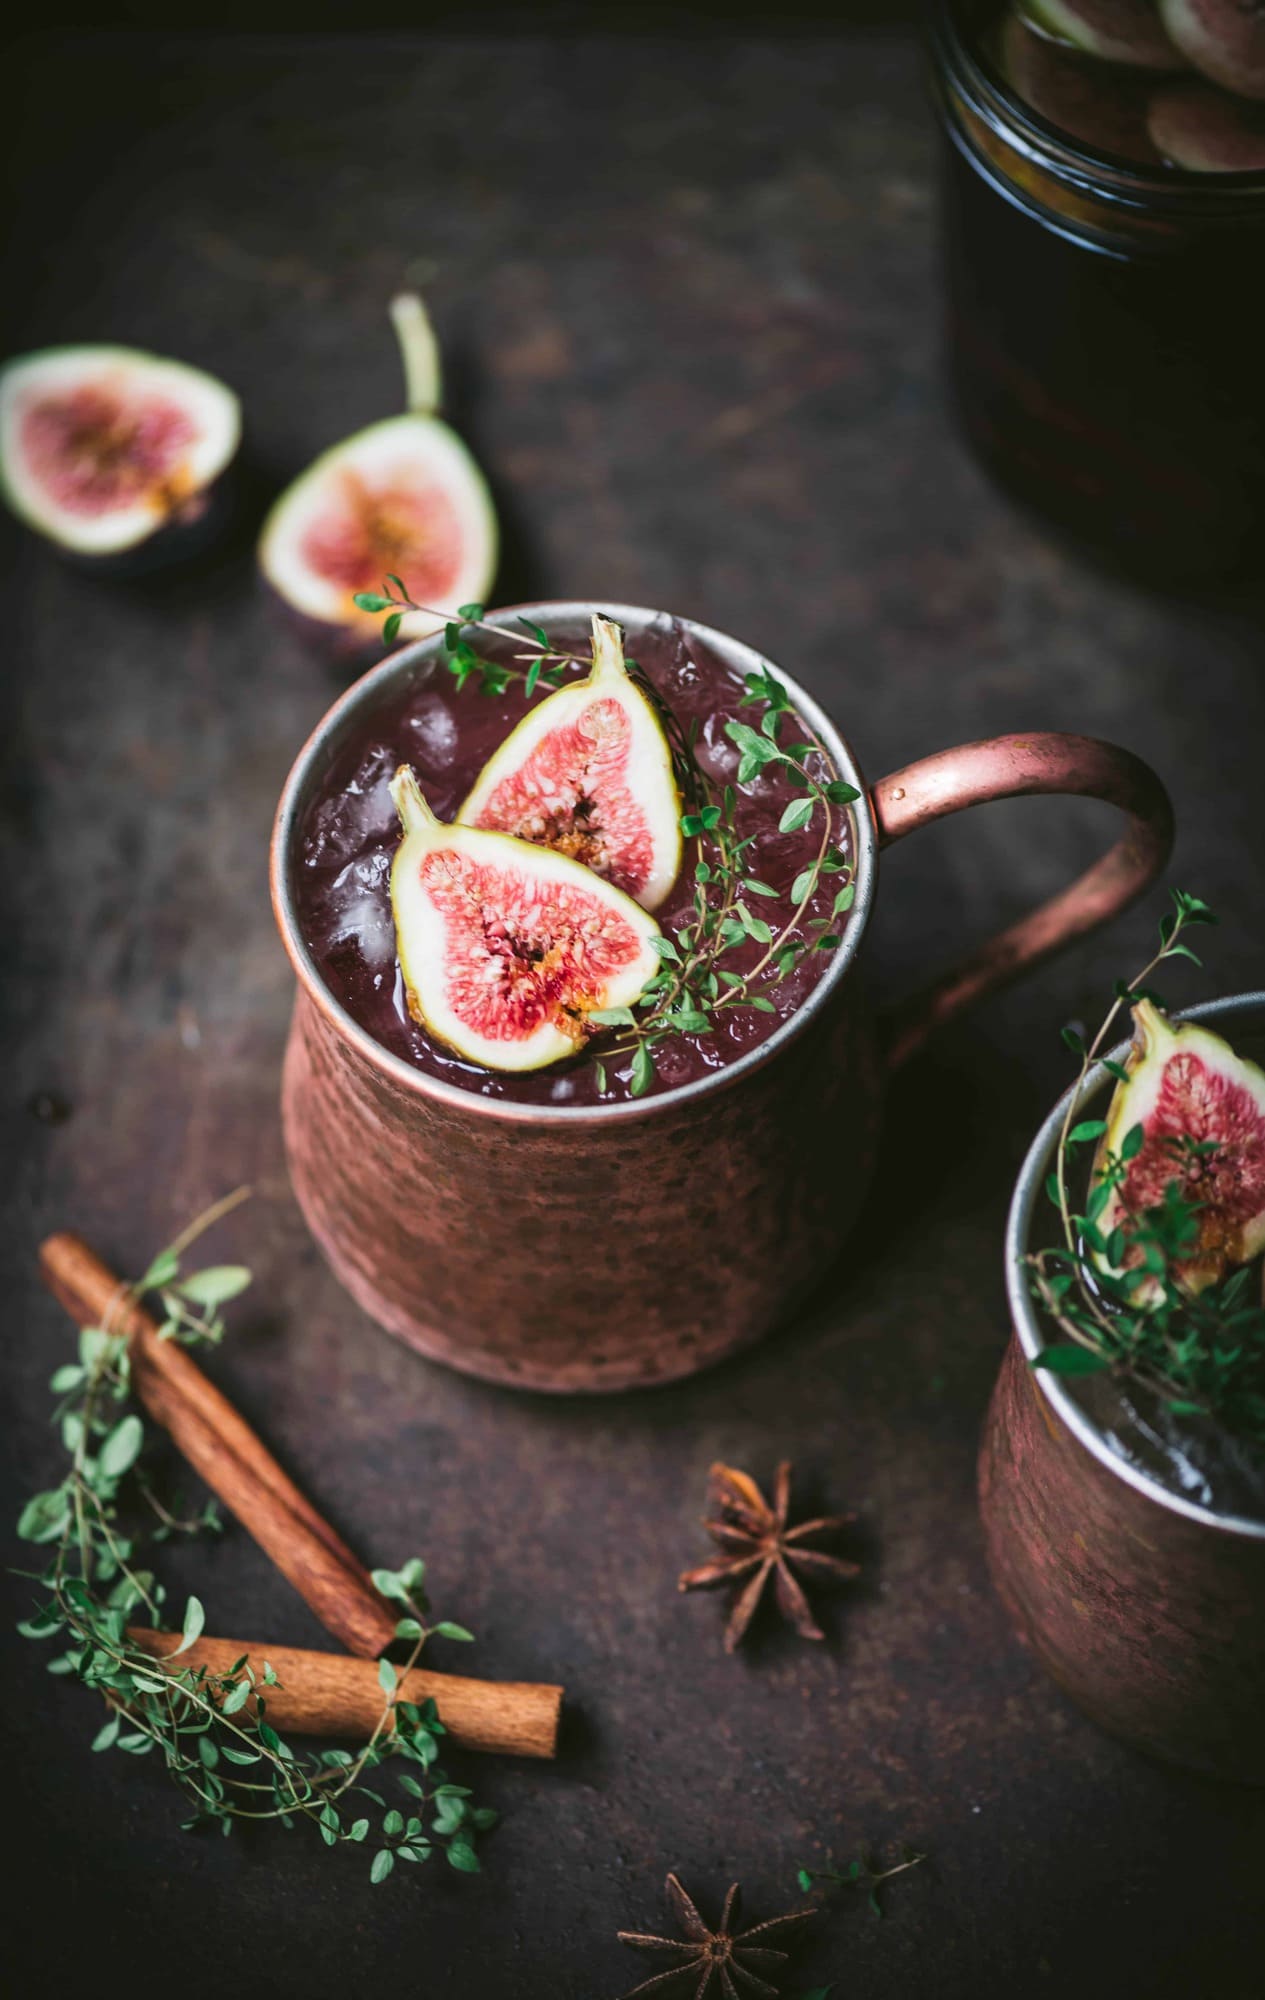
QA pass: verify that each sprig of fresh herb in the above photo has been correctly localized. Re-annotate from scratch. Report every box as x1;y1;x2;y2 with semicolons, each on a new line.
589;664;859;1091
353;584;584;695
797;1846;926;1919
15;1196;495;1881
354;587;862;1097
1027;892;1265;1438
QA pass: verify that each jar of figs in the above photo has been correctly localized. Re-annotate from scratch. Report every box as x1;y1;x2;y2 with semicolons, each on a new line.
931;2;1265;587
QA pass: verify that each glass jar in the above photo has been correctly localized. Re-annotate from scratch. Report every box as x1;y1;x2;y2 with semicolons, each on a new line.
930;2;1265;587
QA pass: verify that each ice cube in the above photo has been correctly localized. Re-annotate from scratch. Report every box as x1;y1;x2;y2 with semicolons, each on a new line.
303;746;398;868
406;692;459;772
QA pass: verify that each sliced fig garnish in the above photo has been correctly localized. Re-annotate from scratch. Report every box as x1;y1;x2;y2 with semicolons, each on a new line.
1097;999;1265;1294
258;294;497;644
1148;76;1265;166
1000;11;1162;159
0;345;239;564
1159;0;1265;101
389;765;660;1072
457;614;683;912
1020;0;1188;70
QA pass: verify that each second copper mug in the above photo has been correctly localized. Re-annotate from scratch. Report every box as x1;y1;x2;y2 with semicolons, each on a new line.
271;601;1173;1393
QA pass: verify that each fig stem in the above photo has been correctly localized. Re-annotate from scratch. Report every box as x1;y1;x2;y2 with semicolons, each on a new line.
389;292;442;417
589;613;628;683
389;763;439;835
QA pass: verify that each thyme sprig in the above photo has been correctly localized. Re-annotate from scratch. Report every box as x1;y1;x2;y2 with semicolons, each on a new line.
355;586;862;1097
16;1198;495;1882
797;1846;926;1919
1027;891;1265;1440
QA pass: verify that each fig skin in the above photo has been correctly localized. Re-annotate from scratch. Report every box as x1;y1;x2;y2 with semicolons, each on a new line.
1000;12;1163;160
1148;76;1265;165
1020;0;1188;70
457;613;683;914
1159;0;1265;100
1094;1000;1265;1297
389;765;661;1074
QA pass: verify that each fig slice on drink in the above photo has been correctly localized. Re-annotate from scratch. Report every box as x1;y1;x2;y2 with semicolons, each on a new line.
0;344;240;567
258;293;497;645
388;765;661;1072
1095;1000;1265;1295
457;614;683;912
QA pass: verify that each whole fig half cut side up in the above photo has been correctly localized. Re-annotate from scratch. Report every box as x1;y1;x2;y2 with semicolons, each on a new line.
457;614;684;913
1020;0;1188;70
1159;0;1265;100
0;346;240;569
1148;77;1265;165
388;765;661;1074
1095;1000;1265;1297
258;292;497;647
1000;12;1163;160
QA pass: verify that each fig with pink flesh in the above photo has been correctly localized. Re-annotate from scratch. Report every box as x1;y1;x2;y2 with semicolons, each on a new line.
457;614;683;913
389;765;660;1073
259;294;497;645
1000;12;1162;158
1020;0;1187;70
1096;1000;1265;1294
1159;0;1265;99
0;345;240;568
1148;76;1265;163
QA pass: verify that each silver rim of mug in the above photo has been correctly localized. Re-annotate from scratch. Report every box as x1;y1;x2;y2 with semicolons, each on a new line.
271;601;879;1126
1006;991;1265;1539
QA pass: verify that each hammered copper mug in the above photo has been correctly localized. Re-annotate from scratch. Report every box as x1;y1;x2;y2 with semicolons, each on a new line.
271;601;1173;1394
981;993;1265;1783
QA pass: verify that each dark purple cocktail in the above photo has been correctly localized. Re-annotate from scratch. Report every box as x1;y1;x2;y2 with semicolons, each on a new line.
294;612;856;1107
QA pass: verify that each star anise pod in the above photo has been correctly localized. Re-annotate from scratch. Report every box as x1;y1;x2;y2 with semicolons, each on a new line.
616;1871;814;1999
678;1461;858;1651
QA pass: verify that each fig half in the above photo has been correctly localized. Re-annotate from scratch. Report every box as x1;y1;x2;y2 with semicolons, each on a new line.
1148;77;1265;165
1159;0;1265;101
1096;999;1265;1294
0;344;240;567
258;294;497;646
1000;11;1162;158
457;615;683;913
389;765;660;1072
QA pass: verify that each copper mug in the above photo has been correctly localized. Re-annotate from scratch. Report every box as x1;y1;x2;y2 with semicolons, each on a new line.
271;600;1172;1394
981;993;1265;1783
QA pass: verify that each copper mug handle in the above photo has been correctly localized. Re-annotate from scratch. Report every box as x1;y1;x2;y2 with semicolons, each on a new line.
872;732;1174;1069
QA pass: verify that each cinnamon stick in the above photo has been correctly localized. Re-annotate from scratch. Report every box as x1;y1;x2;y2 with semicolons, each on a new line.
40;1231;396;1658
132;1629;561;1760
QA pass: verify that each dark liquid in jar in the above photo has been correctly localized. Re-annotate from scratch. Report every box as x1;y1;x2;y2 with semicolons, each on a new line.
293;617;854;1107
941;3;1265;584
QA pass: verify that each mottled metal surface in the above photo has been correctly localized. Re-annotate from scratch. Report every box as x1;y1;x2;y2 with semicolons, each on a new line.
4;27;1265;2000
981;1340;1265;1783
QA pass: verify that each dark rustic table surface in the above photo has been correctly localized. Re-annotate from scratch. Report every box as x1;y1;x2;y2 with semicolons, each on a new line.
4;25;1264;2000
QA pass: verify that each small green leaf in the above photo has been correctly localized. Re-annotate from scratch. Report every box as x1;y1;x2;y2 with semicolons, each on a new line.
779;798;814;834
383;611;404;645
432;1621;475;1643
446;1839;481;1874
175;1266;252;1309
1120;1122;1146;1162
630;1044;655;1098
379;1657;398;1693
353;593;393;613
172;1596;205;1656
99;1414;144;1481
1031;1345;1112;1376
92;1715;121;1752
394;1618;424;1642
1067;1119;1108;1145
370;1848;395;1884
